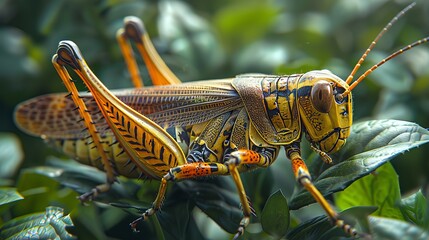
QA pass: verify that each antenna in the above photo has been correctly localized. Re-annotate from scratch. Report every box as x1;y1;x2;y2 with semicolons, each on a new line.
343;37;429;96
338;2;429;99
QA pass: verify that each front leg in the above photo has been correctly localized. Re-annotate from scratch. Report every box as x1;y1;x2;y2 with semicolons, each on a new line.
285;143;358;237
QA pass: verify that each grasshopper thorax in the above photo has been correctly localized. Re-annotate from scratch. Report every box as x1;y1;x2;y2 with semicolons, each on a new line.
297;70;352;154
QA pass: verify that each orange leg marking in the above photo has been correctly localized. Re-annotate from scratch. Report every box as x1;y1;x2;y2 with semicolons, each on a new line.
228;149;272;167
169;162;229;180
291;158;309;179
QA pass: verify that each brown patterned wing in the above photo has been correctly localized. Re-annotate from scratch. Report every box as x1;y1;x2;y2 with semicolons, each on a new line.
14;79;242;140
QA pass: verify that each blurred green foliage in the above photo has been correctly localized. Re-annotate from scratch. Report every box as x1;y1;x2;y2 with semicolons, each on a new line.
1;0;429;239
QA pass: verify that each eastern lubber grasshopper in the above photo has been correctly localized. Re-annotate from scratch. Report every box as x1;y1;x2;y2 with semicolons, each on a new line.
13;2;429;238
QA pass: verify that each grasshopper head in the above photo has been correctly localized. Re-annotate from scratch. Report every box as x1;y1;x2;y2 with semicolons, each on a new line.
297;70;352;154
294;3;429;155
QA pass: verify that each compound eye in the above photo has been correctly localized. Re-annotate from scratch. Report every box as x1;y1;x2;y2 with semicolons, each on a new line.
310;80;333;113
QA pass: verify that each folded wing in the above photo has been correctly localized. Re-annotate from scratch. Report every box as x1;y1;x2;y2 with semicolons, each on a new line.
14;79;242;140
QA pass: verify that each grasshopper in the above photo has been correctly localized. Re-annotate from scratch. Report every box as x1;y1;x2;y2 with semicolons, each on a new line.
14;2;429;238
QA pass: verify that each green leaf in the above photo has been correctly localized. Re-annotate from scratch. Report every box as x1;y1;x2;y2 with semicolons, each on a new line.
157;196;194;240
287;214;338;240
0;206;76;240
43;158;134;201
69;204;113;240
213;3;278;50
261;190;289;237
15;167;73;216
289;120;429;210
335;162;403;220
0;188;23;206
110;179;235;239
38;0;65;35
108;200;165;240
399;190;429;230
155;1;226;82
339;205;377;234
0;133;24;178
369;216;429;240
177;178;242;234
368;52;414;93
233;41;288;73
287;206;375;240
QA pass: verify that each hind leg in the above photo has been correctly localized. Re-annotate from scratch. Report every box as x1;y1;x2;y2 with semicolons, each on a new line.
116;17;181;87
